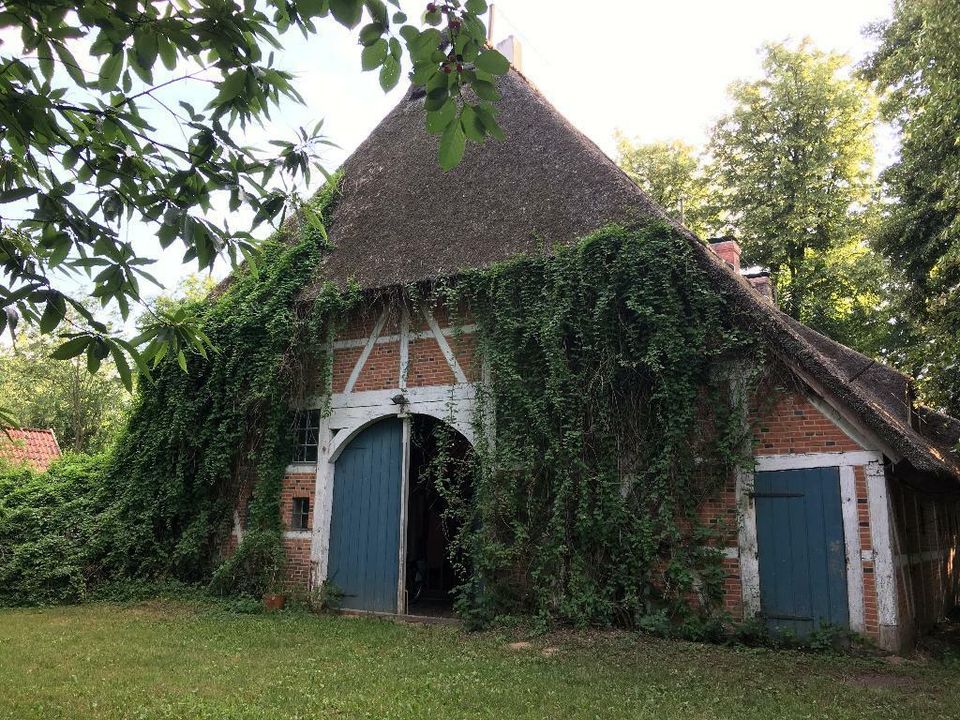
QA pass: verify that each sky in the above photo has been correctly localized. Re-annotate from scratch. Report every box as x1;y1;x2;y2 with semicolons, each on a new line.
142;0;895;294
6;0;899;317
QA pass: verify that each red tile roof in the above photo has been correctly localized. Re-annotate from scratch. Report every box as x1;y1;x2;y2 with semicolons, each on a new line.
0;428;62;471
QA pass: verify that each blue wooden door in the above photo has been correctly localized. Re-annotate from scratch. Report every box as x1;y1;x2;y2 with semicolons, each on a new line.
328;419;403;613
754;467;849;637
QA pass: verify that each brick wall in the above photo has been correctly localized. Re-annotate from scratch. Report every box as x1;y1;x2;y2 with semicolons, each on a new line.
282;537;312;589
694;386;880;633
330;300;480;393
279;471;315;532
855;466;879;637
751;392;863;455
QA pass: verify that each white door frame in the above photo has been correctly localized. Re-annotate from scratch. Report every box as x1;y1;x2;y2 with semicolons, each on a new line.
738;450;886;634
308;385;477;602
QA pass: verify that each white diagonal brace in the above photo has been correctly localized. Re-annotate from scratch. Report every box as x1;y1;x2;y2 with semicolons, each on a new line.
343;308;388;394
421;306;467;384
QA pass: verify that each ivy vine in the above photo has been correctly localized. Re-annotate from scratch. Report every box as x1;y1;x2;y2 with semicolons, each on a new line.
430;223;759;629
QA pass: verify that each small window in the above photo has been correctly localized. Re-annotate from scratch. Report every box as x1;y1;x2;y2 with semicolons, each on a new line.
291;497;310;531
293;409;321;462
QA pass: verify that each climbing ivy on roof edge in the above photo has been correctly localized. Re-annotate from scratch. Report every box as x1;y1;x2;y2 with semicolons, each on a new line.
0;174;355;605
429;224;760;631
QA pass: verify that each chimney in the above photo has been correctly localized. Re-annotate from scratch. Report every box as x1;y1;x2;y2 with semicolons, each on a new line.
708;236;741;274
495;35;523;72
744;270;775;304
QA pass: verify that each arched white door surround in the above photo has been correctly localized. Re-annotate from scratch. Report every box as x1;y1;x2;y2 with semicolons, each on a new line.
309;384;476;591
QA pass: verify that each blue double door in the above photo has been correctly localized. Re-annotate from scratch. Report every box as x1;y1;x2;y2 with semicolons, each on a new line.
327;418;404;613
754;467;849;637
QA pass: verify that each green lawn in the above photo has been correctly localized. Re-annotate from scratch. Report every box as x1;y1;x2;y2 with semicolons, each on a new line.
0;602;957;719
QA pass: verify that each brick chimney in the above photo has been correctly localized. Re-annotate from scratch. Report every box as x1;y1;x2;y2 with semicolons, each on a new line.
708;236;741;274
744;270;775;304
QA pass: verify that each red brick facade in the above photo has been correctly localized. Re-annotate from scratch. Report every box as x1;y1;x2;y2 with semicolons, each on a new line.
751;393;863;455
224;298;952;650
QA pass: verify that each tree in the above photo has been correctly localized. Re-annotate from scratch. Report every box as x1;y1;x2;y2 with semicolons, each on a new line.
0;0;510;407
0;315;129;453
707;41;878;324
614;134;717;238
861;0;960;414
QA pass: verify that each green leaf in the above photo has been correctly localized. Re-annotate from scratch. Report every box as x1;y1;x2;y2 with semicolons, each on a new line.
465;0;488;12
176;349;188;372
475;105;505;140
475;48;510;75
379;55;400;91
330;0;363;28
461;105;485;142
0;187;37;203
472;79;500;102
439;118;466;171
134;28;159;74
361;39;388;70
86;343;103;373
210;70;248;108
424;85;449;111
364;0;388;24
50;336;90;360
98;52;123;91
359;22;385;45
38;38;53;82
109;342;134;392
426;99;457;134
53;41;86;86
39;293;66;333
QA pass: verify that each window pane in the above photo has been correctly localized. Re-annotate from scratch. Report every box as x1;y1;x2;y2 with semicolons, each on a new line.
292;410;320;463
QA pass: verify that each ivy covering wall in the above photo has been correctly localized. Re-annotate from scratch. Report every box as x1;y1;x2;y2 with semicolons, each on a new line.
434;224;757;629
1;206;757;626
0;177;352;605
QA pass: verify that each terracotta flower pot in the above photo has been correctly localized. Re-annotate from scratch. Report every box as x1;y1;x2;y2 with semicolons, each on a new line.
263;593;286;611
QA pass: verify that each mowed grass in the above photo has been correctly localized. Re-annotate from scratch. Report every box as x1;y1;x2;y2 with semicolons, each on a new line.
0;602;957;720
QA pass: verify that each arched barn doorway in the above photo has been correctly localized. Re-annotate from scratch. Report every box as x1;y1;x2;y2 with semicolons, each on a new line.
406;415;473;616
326;414;472;615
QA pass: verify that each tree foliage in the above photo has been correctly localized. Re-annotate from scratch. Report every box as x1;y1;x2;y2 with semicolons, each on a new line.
0;0;509;416
0;176;352;605
707;41;878;323
862;0;960;414
0;318;128;453
614;134;717;238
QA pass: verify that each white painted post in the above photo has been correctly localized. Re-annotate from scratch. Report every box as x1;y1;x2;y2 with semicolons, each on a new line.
397;415;412;613
310;417;333;588
867;460;900;649
839;465;865;632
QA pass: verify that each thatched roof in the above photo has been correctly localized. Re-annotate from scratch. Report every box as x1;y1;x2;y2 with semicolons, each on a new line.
306;68;959;490
307;69;667;293
688;239;960;490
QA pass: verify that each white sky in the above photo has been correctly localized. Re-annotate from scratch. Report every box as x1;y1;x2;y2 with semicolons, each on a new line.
7;0;898;314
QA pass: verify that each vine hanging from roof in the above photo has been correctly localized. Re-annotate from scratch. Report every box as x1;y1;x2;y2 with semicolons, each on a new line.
426;223;759;631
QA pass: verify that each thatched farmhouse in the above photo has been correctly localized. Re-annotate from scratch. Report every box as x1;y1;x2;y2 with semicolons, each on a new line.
223;55;960;652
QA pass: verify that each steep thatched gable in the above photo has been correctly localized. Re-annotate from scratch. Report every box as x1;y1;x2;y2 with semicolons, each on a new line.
305;68;960;489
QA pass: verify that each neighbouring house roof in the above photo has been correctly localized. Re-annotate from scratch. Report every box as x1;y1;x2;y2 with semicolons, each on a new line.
0;428;61;471
301;67;960;490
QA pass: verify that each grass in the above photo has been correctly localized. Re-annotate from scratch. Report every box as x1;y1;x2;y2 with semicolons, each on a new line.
0;601;957;719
